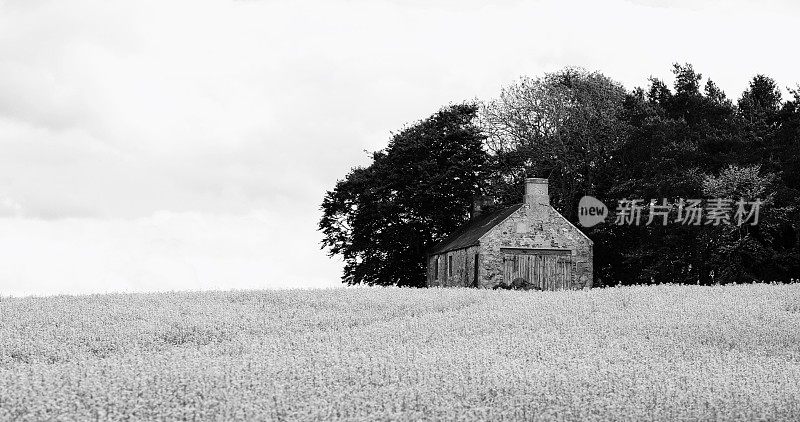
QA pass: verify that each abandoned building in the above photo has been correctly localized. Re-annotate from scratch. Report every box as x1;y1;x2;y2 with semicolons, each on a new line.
426;178;593;290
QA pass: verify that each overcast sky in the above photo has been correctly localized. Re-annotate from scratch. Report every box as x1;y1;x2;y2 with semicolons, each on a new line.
0;0;797;296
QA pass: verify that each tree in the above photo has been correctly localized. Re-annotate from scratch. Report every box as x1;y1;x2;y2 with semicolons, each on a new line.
737;75;784;169
700;165;778;282
601;65;800;286
319;104;489;287
600;63;741;285
480;68;628;219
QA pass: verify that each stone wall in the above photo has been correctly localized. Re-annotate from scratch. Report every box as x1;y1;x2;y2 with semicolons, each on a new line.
477;203;593;289
427;246;478;287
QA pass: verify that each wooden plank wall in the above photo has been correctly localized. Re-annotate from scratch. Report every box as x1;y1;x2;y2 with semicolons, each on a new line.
502;249;574;290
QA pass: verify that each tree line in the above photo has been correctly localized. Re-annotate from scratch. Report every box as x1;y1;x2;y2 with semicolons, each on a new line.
320;64;800;287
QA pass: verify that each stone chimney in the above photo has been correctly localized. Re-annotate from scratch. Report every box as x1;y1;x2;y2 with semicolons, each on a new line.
524;178;549;206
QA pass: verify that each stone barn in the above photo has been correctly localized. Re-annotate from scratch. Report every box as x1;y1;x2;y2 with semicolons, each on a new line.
426;178;593;290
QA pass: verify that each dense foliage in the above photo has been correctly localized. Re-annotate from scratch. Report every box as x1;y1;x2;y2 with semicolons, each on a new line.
319;104;488;286
321;65;800;286
592;65;800;285
2;285;799;420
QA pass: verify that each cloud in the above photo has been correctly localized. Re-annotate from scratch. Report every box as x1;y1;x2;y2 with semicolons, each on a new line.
0;211;342;296
0;195;23;217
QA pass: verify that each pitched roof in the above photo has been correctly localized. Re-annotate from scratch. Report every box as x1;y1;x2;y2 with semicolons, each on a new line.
428;204;522;255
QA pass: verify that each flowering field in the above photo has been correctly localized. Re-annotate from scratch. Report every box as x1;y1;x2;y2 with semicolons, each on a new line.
1;284;799;421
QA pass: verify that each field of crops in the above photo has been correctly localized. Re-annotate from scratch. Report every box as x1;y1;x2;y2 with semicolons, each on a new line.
1;284;799;421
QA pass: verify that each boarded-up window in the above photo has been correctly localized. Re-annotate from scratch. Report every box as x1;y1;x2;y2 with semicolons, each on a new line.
448;255;453;277
473;253;479;287
501;248;574;290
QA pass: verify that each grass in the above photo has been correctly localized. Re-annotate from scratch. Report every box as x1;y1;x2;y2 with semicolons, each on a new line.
1;284;799;421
